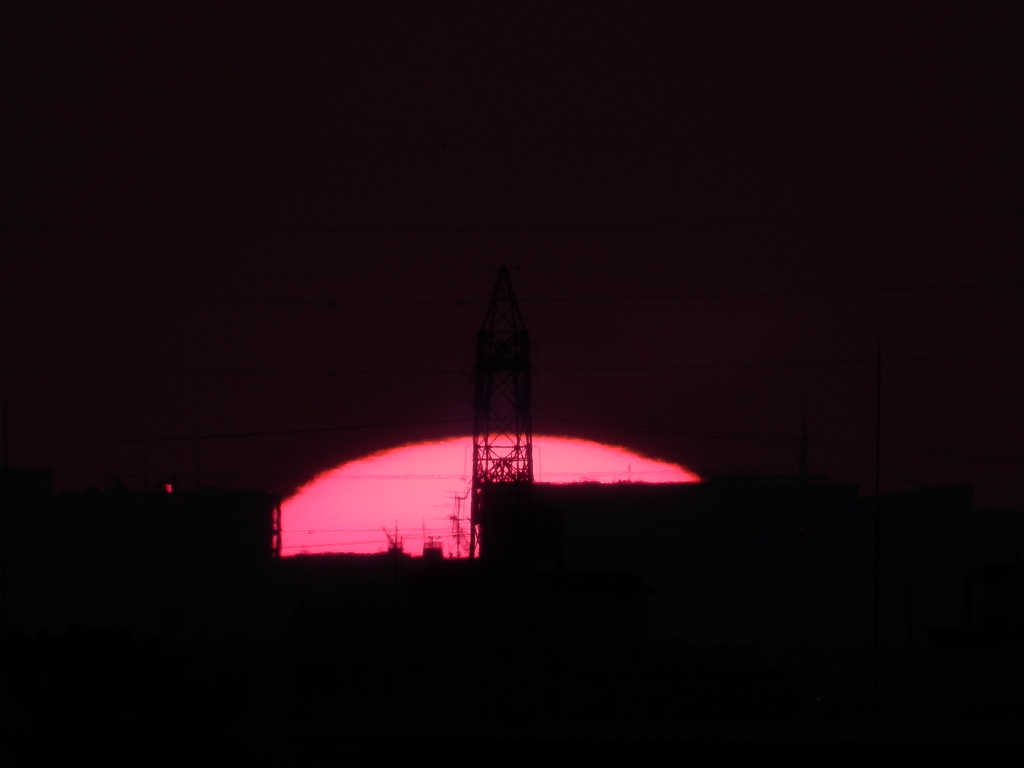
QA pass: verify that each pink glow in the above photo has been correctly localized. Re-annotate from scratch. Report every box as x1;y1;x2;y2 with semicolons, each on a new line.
281;436;699;557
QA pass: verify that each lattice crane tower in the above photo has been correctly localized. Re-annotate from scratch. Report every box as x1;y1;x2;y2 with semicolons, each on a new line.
469;266;534;560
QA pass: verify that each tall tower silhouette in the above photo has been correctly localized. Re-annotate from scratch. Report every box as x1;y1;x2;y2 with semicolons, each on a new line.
469;266;534;562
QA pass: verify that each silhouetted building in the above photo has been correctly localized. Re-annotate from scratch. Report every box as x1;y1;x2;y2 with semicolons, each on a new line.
10;462;1024;732
4;475;281;636
982;555;1024;642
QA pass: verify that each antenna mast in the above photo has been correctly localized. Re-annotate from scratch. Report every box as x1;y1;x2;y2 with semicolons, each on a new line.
469;266;534;561
448;490;469;558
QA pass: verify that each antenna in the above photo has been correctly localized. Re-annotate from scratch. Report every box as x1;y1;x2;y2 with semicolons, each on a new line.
2;403;7;628
448;489;469;558
873;338;882;723
383;523;403;553
799;395;809;480
469;266;534;562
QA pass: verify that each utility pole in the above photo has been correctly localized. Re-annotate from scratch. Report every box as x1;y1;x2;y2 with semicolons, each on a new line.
194;439;201;491
448;490;468;558
469;266;534;563
2;403;7;629
799;395;809;480
873;338;882;723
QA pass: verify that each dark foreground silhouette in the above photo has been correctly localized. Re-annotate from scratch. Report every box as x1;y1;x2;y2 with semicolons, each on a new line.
4;473;1024;762
2;622;1021;765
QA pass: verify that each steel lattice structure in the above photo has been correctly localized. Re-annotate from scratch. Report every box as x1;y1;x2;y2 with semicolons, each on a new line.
469;266;533;560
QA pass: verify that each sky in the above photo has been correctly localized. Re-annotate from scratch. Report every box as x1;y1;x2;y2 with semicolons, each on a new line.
1;4;1023;507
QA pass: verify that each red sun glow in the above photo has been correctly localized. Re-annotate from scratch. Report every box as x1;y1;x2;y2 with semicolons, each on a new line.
281;436;698;557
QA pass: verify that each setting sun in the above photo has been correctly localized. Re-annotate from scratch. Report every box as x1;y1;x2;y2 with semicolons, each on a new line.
281;436;698;557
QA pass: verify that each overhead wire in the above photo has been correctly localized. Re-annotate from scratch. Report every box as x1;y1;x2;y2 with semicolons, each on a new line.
532;414;1024;463
2;349;1024;379
1;278;1023;310
0;204;1020;236
8;418;472;452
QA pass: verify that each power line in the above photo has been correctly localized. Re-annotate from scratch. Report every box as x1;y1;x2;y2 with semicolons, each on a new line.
535;351;1024;373
9;418;472;452
283;528;451;534
534;415;1024;463
3;350;1023;378
8;410;1018;465
1;205;1020;236
525;280;1024;304
1;278;1022;309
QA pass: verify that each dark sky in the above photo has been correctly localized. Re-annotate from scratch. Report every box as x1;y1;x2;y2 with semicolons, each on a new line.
2;4;1023;507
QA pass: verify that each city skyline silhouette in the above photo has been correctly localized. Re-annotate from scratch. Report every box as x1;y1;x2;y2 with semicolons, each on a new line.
1;4;1023;760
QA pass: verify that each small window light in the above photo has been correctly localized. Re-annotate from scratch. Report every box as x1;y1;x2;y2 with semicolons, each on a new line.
164;483;173;493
